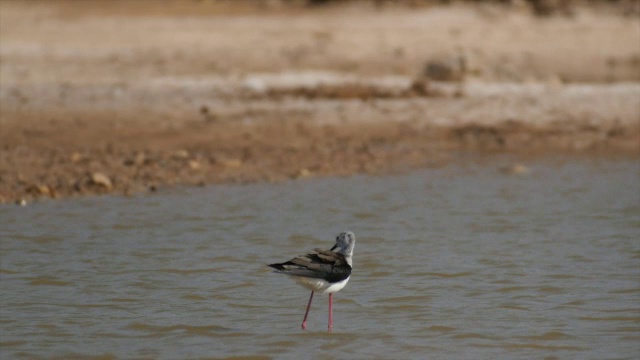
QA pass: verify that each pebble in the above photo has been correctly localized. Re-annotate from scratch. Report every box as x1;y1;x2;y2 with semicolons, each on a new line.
293;168;312;179
124;152;146;166
91;172;113;189
172;149;190;159
70;152;83;163
188;160;201;170
36;185;53;197
499;163;530;175
424;55;467;82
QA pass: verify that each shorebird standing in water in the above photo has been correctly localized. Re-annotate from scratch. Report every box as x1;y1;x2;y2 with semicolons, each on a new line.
268;231;356;331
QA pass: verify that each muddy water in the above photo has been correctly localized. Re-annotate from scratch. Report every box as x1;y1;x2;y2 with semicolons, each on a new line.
1;157;638;359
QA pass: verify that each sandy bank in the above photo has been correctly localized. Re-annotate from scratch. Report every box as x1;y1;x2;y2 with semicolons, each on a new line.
1;1;638;203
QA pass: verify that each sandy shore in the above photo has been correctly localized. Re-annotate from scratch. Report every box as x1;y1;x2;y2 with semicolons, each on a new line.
1;1;639;203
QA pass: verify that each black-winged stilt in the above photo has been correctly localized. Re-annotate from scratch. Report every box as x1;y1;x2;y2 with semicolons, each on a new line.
268;231;356;331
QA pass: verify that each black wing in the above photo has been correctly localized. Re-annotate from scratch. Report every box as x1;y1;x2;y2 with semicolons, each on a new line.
268;248;352;283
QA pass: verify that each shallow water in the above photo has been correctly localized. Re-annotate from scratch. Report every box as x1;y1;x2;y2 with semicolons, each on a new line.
1;157;639;359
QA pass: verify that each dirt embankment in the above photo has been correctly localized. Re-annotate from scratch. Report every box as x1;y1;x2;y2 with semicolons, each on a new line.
1;0;639;203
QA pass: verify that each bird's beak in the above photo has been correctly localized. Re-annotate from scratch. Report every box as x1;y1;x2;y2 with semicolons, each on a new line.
330;244;337;251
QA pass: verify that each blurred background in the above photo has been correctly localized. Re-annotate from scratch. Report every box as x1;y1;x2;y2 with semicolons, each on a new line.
1;1;639;359
0;0;638;202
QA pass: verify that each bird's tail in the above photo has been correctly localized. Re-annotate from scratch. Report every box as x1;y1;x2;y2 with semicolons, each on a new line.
268;263;286;271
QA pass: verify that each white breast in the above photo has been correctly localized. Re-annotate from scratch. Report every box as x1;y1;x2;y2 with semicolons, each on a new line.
294;276;351;294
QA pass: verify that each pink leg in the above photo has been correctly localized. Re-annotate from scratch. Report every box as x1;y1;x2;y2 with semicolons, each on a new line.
328;293;333;331
301;291;314;330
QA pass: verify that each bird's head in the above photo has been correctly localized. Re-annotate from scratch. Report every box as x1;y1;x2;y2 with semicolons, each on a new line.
331;231;356;259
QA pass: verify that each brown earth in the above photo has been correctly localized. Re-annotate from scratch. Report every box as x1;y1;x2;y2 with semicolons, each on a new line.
0;0;639;204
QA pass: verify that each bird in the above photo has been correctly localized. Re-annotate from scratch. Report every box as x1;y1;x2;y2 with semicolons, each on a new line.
268;231;356;331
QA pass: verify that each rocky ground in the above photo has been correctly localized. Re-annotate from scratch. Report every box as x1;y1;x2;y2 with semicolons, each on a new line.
0;0;638;204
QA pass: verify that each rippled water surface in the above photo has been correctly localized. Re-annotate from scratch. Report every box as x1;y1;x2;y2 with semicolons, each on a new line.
1;158;639;359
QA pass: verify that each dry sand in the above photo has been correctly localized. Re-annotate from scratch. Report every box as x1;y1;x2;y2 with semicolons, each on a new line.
0;0;639;203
